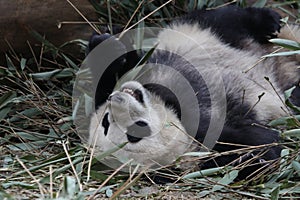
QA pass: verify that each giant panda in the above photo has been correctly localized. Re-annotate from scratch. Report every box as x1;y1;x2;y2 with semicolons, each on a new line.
86;5;300;180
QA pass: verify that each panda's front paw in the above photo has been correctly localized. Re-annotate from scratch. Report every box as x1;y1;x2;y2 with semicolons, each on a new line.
246;7;281;43
260;8;281;37
87;32;127;57
88;33;112;52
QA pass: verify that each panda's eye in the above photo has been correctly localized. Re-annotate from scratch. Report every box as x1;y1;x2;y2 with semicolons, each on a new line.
102;113;110;136
133;89;144;104
135;120;148;127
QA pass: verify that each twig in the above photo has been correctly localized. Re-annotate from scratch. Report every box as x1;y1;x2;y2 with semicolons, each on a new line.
62;142;83;191
119;0;173;39
123;0;145;31
15;156;47;197
88;159;133;200
66;0;101;34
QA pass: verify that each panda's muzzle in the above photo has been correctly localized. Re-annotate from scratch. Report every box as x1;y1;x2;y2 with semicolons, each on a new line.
121;87;144;103
107;88;144;104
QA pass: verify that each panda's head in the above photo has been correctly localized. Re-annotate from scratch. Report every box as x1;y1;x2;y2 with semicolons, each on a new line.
89;81;193;167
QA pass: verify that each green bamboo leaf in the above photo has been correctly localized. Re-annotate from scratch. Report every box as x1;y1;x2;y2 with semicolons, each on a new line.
5;54;16;71
281;129;300;138
292;161;300;176
268;115;300;127
62;53;79;70
61;176;77;198
7;141;48;151
183;167;224;179
270;186;280;200
182;152;211;157
0;91;17;120
0;91;17;109
262;50;300;58
2;181;35;189
212;170;239;192
0;190;15;200
30;30;57;51
40;156;84;184
253;0;267;7
9;108;43;123
30;68;74;80
269;39;300;50
14;150;83;176
20;58;27;71
0;106;12;120
13;132;43;141
59;39;88;50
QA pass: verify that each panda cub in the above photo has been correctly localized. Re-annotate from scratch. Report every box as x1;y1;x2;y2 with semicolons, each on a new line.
87;6;300;178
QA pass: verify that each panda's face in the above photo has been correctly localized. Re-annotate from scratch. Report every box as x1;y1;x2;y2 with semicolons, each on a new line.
89;81;193;167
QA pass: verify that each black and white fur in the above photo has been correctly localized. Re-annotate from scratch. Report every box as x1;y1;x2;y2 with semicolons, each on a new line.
87;6;300;178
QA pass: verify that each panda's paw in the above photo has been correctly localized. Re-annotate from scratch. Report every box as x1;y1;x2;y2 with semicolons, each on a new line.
88;33;112;52
259;8;281;37
87;32;127;56
247;7;281;43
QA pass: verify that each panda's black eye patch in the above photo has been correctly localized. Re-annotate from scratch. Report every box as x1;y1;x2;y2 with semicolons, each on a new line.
126;121;151;143
135;120;148;127
102;113;110;136
133;89;144;103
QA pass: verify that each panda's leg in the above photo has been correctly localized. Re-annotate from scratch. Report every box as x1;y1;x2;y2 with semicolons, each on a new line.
202;124;281;179
182;6;281;48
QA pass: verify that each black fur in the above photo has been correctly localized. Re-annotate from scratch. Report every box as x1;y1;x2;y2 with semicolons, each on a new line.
88;34;140;108
102;113;110;136
126;121;151;143
291;82;300;107
144;83;182;118
180;5;281;48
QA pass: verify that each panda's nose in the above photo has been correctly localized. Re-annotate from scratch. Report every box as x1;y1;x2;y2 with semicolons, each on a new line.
107;92;124;103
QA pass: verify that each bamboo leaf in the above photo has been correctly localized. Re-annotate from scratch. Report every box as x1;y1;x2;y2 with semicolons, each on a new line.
183;167;224;179
269;39;300;50
212;170;239;192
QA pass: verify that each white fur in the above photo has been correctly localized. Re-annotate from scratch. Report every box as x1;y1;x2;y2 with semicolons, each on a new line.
89;81;192;168
157;23;289;121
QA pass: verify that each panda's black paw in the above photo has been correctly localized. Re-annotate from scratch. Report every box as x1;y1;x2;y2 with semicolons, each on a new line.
87;25;125;53
88;33;112;53
87;32;127;57
246;7;281;43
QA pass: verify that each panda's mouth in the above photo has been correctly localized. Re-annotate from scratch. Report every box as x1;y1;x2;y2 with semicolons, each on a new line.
122;87;144;103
